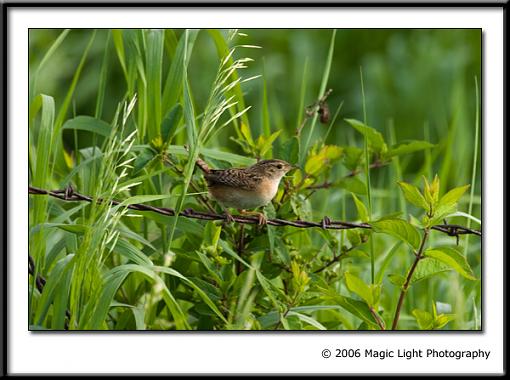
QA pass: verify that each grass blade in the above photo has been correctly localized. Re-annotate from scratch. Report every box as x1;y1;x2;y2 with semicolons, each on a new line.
302;29;336;162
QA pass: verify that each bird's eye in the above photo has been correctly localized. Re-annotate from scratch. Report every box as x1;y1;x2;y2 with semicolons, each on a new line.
276;164;283;169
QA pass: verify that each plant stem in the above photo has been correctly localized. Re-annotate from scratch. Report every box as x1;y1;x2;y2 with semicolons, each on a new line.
370;307;386;330
274;292;300;331
391;228;430;330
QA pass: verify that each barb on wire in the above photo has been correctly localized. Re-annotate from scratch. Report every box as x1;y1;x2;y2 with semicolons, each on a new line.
28;185;482;237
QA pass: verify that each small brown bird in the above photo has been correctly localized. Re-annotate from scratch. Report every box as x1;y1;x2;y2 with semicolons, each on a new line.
198;158;296;225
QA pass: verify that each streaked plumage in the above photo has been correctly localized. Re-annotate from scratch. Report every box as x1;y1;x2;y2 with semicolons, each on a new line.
203;159;294;210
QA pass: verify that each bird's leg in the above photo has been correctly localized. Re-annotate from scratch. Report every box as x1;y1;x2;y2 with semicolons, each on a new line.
219;206;234;223
239;209;267;226
224;210;235;223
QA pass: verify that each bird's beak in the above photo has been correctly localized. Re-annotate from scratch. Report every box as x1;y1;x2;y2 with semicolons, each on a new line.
291;164;301;171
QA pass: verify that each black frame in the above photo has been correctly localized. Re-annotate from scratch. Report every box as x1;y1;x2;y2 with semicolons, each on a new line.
2;0;506;376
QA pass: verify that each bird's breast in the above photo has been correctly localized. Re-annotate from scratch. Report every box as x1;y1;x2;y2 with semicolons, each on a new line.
208;177;280;210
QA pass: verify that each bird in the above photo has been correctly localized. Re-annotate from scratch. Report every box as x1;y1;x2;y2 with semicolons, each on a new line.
196;158;296;225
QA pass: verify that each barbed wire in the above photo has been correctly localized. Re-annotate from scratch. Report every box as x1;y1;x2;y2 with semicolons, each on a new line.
28;185;481;237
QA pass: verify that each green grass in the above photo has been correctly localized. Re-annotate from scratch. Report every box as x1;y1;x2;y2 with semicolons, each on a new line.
28;28;481;331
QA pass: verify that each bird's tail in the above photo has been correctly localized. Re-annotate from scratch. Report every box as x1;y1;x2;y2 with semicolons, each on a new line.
195;156;211;174
183;144;211;174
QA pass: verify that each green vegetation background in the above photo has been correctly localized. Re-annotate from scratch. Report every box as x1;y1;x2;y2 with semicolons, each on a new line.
29;29;481;331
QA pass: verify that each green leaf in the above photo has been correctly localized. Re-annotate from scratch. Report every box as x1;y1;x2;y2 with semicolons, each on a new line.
164;29;179;60
345;118;387;155
280;136;300;165
287;311;327;330
161;104;183;144
305;154;323;175
240;122;255;146
424;247;477;280
438;185;470;209
346;229;362;246
371;218;421;250
30;29;70;102
145;29;165;141
257;130;282;157
261;72;271;137
319;145;343;161
132;147;156;175
90;264;190;330
62;116;111;137
32;222;89;235
54;31;96;131
375;241;403;284
428;203;457;227
112;239;153;266
352;194;369;222
434;314;455;329
397;181;429;211
345;272;373;306
343;146;363;171
112;30;128;82
154;266;228;323
338;176;367;195
411;258;450;284
30;94;56;272
116;194;179;207
447;211;482;225
111;302;146;330
34;254;74;326
412;309;434;330
386;140;435;158
332;294;378;328
203;221;222;249
162;30;199;112
388;274;405;288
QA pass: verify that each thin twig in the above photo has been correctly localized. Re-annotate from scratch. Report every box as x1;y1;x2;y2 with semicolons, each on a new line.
296;89;333;137
274;292;300;331
313;246;354;274
391;229;430;330
369;307;386;330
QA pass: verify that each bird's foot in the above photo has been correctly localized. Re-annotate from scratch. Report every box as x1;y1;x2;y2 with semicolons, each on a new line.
223;210;235;224
239;209;267;226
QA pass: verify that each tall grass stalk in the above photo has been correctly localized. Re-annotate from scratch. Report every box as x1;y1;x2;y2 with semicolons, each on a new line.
464;76;480;257
29;29;70;103
388;119;407;216
302;29;336;162
359;67;375;284
296;58;309;133
168;30;257;246
68;98;138;329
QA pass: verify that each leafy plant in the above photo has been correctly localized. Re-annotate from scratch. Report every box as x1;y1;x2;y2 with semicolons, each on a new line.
28;28;481;331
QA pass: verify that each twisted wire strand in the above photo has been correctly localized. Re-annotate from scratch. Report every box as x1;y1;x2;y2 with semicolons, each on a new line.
28;185;481;237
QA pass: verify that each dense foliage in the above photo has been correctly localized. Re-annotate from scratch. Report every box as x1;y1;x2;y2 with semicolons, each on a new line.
29;29;481;330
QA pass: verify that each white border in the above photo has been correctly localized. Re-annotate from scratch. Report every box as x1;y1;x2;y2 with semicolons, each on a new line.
9;7;504;375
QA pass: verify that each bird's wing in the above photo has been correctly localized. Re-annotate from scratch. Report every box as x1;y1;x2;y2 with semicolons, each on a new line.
205;169;260;190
